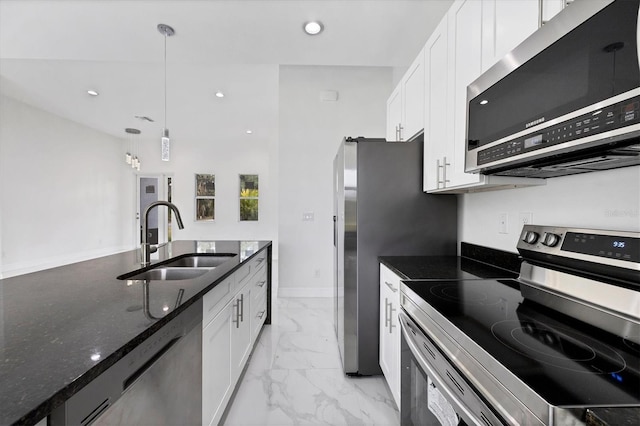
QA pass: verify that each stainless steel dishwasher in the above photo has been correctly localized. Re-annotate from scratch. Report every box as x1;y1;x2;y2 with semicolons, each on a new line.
50;299;202;426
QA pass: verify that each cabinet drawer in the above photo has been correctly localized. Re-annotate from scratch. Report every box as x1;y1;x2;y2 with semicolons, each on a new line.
234;251;267;288
251;267;268;304
251;291;268;341
203;275;235;328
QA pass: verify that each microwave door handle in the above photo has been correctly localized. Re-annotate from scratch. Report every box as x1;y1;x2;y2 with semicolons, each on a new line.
399;312;484;426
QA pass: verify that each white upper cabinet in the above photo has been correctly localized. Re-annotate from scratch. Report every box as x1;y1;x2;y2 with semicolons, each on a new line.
448;0;485;189
386;48;425;141
542;0;566;24
481;0;539;73
401;50;425;141
423;18;450;192
386;85;403;141
423;0;546;193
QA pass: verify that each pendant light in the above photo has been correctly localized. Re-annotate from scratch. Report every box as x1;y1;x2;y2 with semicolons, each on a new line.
125;128;141;170
158;23;174;161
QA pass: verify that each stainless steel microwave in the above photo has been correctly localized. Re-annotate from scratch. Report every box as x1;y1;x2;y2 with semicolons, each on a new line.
465;0;640;178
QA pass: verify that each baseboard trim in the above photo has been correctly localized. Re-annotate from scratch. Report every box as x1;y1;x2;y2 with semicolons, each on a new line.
278;287;333;298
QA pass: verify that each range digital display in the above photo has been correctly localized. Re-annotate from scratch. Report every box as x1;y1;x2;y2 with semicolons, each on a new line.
562;232;640;262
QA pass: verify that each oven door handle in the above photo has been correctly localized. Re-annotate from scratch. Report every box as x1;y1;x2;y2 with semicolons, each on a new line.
399;311;484;426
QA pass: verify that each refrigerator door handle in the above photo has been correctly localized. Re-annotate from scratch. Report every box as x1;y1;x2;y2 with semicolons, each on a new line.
333;215;337;247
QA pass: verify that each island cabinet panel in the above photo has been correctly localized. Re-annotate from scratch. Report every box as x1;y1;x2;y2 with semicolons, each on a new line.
201;247;271;426
202;303;233;426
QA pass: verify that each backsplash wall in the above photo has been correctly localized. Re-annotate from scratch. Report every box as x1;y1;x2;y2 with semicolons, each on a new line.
459;166;640;253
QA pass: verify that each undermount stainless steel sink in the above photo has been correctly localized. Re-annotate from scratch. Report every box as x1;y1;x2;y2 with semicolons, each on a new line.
163;254;236;268
124;267;211;281
118;254;237;281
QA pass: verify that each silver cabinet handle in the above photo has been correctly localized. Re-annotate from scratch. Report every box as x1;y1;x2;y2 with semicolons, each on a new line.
398;123;404;141
233;299;240;328
239;293;244;322
437;159;444;189
388;302;396;334
385;281;398;293
538;0;545;27
442;156;450;187
384;297;390;330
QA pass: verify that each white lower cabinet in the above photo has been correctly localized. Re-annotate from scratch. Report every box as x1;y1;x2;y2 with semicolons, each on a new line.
202;251;269;426
379;264;402;409
230;285;252;382
202;303;233;426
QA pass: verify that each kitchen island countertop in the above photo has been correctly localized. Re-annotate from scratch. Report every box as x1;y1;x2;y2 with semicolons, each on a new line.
0;240;271;425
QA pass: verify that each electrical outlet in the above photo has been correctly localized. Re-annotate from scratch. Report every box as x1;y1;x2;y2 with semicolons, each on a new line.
302;212;315;221
518;212;533;227
498;212;508;234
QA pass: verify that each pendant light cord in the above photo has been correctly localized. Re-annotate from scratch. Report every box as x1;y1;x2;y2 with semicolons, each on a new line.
164;33;167;129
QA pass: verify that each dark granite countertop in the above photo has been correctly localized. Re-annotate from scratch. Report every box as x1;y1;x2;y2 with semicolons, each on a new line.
0;240;271;426
379;242;521;281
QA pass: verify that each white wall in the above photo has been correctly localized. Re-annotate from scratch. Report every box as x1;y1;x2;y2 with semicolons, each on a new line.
459;166;640;252
0;95;135;277
133;124;278;247
278;65;392;297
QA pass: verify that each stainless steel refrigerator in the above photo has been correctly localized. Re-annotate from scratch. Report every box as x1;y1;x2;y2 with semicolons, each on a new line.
333;137;457;375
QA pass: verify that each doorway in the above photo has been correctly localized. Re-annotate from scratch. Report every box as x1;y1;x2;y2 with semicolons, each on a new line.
135;174;174;246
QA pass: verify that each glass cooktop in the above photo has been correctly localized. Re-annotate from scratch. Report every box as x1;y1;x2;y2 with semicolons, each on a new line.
402;279;640;407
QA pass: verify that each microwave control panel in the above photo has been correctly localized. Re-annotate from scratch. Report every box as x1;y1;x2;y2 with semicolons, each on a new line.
476;96;640;166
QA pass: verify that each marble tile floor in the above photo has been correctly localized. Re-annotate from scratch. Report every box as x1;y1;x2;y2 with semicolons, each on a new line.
223;297;400;426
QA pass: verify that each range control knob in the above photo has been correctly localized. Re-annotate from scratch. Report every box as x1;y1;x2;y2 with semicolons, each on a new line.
522;231;539;244
542;232;561;247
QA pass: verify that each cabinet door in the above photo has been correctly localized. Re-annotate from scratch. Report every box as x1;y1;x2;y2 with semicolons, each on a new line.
379;265;401;408
402;49;425;141
424;17;450;192
448;0;483;187
231;286;252;381
542;0;565;23
481;0;539;73
386;85;403;141
202;303;233;426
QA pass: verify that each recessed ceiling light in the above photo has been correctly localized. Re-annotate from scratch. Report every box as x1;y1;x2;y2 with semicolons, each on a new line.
246;130;253;134
215;91;225;98
480;99;489;105
304;21;324;35
87;90;99;96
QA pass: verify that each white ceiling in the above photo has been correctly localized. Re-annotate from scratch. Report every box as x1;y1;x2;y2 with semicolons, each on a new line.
0;0;453;141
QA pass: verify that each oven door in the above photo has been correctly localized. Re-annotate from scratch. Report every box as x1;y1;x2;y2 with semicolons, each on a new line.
400;312;465;426
400;311;504;426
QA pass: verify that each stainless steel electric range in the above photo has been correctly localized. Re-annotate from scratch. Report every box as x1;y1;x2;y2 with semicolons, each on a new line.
400;225;639;426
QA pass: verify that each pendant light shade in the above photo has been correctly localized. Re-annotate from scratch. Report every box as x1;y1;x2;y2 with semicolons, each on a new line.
158;23;174;162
